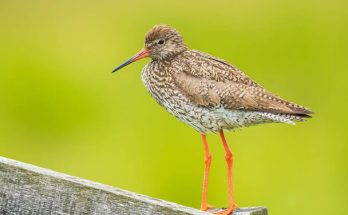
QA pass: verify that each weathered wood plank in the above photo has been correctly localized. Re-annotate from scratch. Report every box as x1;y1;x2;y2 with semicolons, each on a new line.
0;156;267;215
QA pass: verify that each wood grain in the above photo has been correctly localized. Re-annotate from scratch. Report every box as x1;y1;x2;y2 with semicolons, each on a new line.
0;156;267;215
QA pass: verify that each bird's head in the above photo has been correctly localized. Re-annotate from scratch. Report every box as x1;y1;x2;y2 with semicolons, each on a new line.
144;24;187;60
113;24;187;73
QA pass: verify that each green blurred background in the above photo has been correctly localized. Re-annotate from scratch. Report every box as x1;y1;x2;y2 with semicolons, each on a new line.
0;0;347;214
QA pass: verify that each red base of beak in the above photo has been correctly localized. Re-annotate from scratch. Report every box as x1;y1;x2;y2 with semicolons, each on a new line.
112;49;149;73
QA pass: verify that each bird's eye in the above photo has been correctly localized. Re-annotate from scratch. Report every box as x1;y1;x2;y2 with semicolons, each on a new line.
157;39;165;45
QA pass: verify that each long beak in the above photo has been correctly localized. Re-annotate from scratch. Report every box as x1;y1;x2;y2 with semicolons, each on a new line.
112;48;149;73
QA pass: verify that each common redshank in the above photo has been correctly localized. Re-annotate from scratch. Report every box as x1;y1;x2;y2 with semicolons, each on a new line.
112;24;312;215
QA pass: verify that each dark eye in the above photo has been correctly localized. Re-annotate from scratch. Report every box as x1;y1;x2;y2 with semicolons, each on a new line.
157;39;165;45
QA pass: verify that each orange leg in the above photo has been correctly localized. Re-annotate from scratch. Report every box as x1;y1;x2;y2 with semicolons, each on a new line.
214;130;238;215
200;133;214;211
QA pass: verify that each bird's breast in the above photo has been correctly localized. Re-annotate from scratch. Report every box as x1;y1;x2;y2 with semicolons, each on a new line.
141;61;218;133
141;61;178;104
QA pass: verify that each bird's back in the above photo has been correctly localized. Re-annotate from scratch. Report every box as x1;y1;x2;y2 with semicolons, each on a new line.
173;50;312;116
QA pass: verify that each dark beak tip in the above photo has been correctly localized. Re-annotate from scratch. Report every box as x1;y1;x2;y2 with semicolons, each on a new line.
112;49;149;74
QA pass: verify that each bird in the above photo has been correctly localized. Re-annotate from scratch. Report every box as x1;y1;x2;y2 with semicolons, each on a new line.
112;24;312;215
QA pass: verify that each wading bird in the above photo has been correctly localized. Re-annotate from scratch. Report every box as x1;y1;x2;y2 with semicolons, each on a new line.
112;24;312;214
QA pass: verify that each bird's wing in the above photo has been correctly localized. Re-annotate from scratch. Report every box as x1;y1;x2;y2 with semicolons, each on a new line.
177;50;262;87
173;50;312;115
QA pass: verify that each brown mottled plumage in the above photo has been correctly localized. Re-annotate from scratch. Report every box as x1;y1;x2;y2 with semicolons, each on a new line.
138;25;312;133
113;24;313;215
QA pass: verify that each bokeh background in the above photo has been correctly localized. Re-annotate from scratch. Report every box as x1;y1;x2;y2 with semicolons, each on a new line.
1;0;347;214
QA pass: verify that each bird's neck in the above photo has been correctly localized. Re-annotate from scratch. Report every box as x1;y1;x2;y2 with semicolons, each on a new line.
153;47;188;63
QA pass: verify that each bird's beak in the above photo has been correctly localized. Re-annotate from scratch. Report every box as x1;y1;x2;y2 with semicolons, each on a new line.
112;48;150;73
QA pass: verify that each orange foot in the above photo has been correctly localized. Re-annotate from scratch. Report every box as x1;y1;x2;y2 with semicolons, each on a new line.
212;204;238;215
200;203;215;211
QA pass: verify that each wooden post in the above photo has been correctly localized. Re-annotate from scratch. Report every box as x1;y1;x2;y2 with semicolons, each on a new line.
0;156;267;215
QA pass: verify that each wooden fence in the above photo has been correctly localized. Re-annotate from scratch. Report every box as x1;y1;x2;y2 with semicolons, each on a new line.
0;156;267;215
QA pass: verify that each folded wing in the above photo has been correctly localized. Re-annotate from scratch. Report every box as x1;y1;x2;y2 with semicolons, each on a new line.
173;50;313;116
